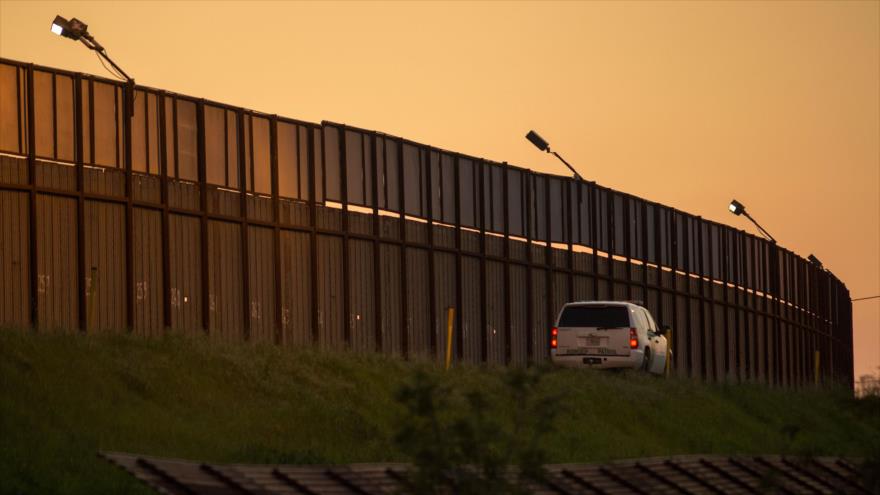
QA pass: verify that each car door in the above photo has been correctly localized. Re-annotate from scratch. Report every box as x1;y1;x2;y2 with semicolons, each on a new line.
643;308;667;375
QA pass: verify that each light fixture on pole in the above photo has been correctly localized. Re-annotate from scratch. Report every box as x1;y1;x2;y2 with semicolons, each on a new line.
728;199;776;244
525;130;583;181
50;15;134;116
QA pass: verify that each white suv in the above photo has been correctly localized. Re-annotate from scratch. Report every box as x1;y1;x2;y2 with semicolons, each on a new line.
550;301;670;375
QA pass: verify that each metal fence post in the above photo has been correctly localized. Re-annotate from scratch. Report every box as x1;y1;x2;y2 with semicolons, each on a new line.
426;150;438;359
566;179;574;304
545;176;554;360
74;72;87;333
308;126;319;345
158;93;172;331
124;81;134;332
25;64;38;329
237;110;251;340
397;138;409;358
197;100;210;336
369;134;383;353
453;156;464;362
502;163;512;364
338;126;351;348
270;116;282;345
479;161;488;363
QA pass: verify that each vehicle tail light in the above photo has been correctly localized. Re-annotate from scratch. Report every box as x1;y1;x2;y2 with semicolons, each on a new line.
629;328;638;349
551;327;558;349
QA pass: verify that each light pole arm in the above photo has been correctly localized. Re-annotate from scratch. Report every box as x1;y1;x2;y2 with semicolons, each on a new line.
96;49;133;82
78;36;133;83
743;211;776;244
78;35;135;117
550;150;582;181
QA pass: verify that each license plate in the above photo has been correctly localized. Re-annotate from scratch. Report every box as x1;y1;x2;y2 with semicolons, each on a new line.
562;347;614;356
586;347;616;356
586;337;601;346
562;347;589;355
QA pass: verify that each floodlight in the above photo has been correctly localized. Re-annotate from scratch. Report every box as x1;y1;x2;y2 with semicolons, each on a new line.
50;16;71;37
50;15;91;43
729;199;745;216
524;129;583;181
727;199;776;244
49;14;133;115
808;254;823;267
526;130;550;152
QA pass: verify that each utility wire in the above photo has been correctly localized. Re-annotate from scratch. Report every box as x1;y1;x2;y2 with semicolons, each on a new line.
94;50;125;81
92;50;138;107
852;295;880;302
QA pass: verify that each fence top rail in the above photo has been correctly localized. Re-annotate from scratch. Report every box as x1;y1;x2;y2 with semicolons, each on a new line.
0;56;848;293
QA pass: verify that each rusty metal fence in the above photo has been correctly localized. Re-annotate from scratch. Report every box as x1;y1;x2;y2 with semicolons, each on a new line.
0;58;853;386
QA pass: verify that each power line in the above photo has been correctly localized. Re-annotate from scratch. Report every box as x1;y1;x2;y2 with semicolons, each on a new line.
92;50;138;106
852;295;880;302
94;50;125;81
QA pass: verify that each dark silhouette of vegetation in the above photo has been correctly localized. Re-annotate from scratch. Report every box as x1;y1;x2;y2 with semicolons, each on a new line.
394;367;562;495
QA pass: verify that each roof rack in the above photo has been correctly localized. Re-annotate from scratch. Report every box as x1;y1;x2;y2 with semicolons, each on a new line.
563;300;646;307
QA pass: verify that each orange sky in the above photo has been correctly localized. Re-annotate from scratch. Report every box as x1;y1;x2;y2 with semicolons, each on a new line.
1;0;878;379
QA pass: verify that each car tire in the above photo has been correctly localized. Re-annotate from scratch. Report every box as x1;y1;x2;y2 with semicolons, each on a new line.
642;348;652;372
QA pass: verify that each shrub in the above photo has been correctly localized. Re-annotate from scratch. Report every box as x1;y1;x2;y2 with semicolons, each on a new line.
394;367;561;494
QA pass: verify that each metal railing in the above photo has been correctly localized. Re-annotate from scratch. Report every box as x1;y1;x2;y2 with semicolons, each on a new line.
0;58;853;386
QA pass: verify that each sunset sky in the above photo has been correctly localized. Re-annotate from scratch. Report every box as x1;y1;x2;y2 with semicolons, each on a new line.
1;0;877;379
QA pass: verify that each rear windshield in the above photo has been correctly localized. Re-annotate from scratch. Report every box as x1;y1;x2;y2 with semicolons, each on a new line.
558;306;630;328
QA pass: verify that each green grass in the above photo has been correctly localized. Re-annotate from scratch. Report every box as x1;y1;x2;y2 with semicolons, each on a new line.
1;329;878;494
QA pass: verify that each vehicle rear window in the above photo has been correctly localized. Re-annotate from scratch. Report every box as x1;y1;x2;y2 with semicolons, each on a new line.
558;306;630;328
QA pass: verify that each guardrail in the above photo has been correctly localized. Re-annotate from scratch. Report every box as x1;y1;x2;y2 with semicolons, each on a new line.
0;58;853;386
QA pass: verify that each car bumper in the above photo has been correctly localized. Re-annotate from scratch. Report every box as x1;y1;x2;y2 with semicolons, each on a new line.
551;349;644;370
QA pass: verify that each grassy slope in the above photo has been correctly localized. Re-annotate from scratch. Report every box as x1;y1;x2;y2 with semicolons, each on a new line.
1;329;878;494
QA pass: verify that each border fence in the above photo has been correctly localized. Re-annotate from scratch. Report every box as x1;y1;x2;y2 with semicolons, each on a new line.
0;58;853;386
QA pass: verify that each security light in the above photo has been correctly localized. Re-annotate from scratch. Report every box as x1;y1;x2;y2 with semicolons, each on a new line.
524;129;583;181
729;199;745;216
49;14;133;116
808;254;823;267
50;15;91;43
727;199;776;244
526;130;550;152
50;14;113;63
